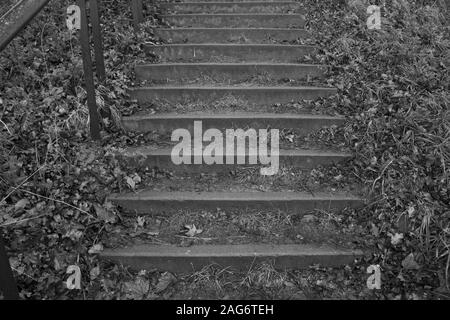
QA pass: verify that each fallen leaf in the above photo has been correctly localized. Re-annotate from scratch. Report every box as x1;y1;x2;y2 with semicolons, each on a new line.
155;272;177;293
88;243;104;254
185;224;203;237
137;216;145;227
90;266;100;280
123;276;149;299
132;173;141;184
126;176;135;189
94;203;117;224
402;253;420;270
371;223;379;237
390;233;403;245
14;199;30;211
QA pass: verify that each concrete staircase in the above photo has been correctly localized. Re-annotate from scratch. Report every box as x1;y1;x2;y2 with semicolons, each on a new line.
100;0;364;273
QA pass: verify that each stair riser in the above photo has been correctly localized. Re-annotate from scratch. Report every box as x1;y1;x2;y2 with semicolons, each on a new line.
110;198;363;214
135;64;326;83
114;152;350;172
146;45;316;63
123;116;344;135
130;87;336;105
161;14;305;28
155;28;311;43
160;2;304;14
101;254;360;273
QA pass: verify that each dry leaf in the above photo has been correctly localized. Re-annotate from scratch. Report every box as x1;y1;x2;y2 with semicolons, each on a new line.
14;199;29;211
126;176;135;189
155;272;177;293
402;253;420;270
88;243;104;254
94;203;116;224
185;224;203;237
390;233;403;245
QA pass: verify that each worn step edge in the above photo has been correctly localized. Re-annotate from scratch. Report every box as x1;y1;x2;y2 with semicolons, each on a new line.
113;146;351;172
109;190;364;213
161;1;302;6
122;112;345;133
135;63;327;81
161;14;306;27
129;86;337;104
146;43;317;50
154;27;311;43
161;13;305;17
100;244;363;272
160;1;306;13
146;44;317;62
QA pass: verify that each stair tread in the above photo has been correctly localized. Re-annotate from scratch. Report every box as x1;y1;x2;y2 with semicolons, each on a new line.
137;62;322;66
119;145;351;156
101;243;363;257
110;190;362;201
149;43;315;47
124;112;344;120
162;1;301;4
154;28;311;43
131;85;334;89
161;13;305;16
155;27;307;30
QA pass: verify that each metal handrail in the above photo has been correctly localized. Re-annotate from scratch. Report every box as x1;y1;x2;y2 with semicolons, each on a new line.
0;0;145;299
0;0;51;52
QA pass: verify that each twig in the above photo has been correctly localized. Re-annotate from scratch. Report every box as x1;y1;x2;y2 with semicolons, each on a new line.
0;165;46;206
0;214;45;228
17;188;95;219
371;159;394;192
0;118;12;135
175;235;217;241
11;267;39;282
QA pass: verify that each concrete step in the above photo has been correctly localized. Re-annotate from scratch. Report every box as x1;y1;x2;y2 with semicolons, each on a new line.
146;44;316;63
100;243;363;273
135;63;326;82
161;14;306;28
122;112;345;134
129;86;336;105
109;190;364;214
113;146;352;172
154;27;311;43
160;2;304;14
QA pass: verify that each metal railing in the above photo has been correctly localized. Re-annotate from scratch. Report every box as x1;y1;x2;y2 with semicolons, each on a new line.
0;0;145;300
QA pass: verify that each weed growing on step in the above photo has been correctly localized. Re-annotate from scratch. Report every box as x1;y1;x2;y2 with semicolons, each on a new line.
137;94;340;115
104;206;366;249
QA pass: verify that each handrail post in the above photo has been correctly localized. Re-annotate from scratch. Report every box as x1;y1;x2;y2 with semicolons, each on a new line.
90;0;106;83
131;0;144;30
0;235;19;300
78;0;101;140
